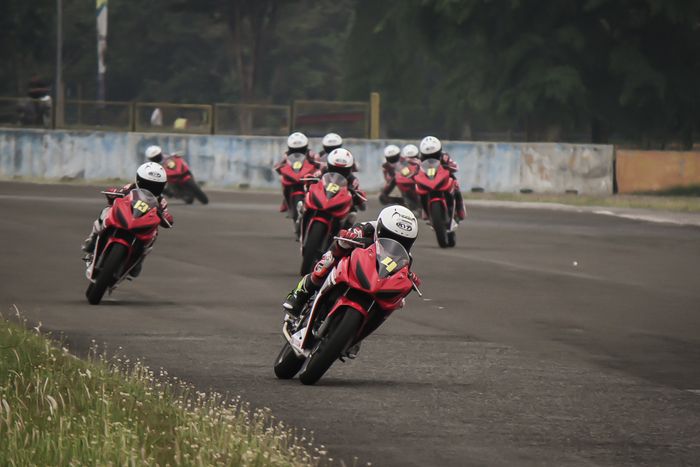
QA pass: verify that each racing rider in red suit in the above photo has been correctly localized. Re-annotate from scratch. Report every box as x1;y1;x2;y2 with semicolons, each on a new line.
81;162;174;276
274;132;320;213
418;136;466;221
282;205;421;356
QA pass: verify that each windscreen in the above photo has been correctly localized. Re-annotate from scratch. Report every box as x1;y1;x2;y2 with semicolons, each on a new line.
376;237;411;278
321;172;348;199
288;153;306;172
130;188;159;218
421;159;441;180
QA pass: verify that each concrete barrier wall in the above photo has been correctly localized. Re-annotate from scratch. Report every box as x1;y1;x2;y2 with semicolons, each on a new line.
616;149;700;193
0;128;614;194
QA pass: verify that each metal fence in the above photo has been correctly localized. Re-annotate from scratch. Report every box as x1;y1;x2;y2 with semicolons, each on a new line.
63;100;132;131
291;99;370;138
214;103;290;136
0;96;374;138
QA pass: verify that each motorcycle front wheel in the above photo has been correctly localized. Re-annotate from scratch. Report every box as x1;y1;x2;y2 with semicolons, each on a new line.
274;341;305;379
430;202;449;248
298;307;363;385
86;243;127;305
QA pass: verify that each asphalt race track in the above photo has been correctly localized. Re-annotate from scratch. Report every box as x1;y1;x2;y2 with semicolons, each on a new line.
2;181;700;466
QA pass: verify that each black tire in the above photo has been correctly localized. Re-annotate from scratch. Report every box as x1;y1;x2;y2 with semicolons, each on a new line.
298;308;363;385
185;179;209;205
274;342;305;379
300;221;327;275
86;243;127;305
447;230;456;248
430;202;449;248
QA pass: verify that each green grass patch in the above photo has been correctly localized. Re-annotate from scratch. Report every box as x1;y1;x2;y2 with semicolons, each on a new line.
466;192;700;213
0;311;326;466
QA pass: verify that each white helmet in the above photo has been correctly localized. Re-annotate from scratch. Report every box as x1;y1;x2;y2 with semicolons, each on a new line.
322;132;343;153
376;205;418;251
383;144;401;163
136;162;167;197
287;132;309;152
145;145;163;162
419;136;442;158
401;144;419;159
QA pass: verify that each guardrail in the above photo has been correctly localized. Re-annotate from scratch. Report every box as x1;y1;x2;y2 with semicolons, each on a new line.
0;96;374;137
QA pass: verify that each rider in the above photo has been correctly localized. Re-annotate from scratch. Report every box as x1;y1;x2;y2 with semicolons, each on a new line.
316;132;343;169
81;162;174;276
401;143;420;162
379;144;402;205
274;132;320;213
418;136;466;221
283;204;420;320
323;148;367;223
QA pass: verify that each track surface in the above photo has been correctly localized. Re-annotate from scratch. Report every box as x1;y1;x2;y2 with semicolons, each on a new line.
2;181;700;466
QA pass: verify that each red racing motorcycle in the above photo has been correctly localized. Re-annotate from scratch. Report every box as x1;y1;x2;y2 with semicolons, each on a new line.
277;153;318;236
298;172;354;275
414;159;458;248
84;189;164;304
394;160;421;215
275;237;420;385
162;155;209;205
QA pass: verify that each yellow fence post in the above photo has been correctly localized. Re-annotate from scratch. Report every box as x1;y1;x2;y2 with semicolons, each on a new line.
370;92;380;139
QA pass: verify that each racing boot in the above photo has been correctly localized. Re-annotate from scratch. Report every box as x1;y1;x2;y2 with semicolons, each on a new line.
129;259;143;278
283;275;316;318
81;232;97;261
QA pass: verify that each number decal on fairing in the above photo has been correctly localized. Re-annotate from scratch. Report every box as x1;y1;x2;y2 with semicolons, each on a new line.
427;167;437;177
166;160;176;169
134;200;150;213
401;167;411;176
326;183;340;193
381;256;398;272
292;161;303;170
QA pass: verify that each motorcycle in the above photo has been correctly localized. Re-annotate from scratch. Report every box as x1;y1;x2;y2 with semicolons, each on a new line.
85;188;165;305
277;153;318;236
298;172;354;275
414;159;458;248
274;236;420;385
394;160;421;215
162;155;209;205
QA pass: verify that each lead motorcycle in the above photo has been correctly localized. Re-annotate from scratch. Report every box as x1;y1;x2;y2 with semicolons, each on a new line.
414;159;458;248
298;172;354;275
84;189;164;305
162;155;209;205
394;160;421;215
274;236;420;385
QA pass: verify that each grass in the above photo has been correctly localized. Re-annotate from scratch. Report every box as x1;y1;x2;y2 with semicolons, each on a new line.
0;309;328;467
466;192;700;213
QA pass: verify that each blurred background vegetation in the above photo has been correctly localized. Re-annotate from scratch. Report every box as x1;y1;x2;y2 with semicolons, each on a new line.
1;0;699;146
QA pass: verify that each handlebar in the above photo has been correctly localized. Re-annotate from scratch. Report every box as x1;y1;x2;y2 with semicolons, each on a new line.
332;236;365;246
300;177;320;182
101;191;125;197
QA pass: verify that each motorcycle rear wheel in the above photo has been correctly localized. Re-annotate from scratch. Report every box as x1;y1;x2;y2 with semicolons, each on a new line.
185;179;209;205
274;341;305;379
86;243;127;305
298;307;363;385
430;202;449;248
300;221;326;275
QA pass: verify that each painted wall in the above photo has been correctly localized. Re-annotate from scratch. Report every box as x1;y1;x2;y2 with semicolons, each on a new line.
0;128;614;194
616;149;700;193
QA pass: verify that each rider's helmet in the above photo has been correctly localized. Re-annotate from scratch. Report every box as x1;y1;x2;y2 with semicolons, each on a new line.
287;132;309;154
321;132;343;154
383;144;401;164
327;148;354;178
145;145;164;163
136;162;167;197
376;205;418;251
419;136;442;161
401;144;419;159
